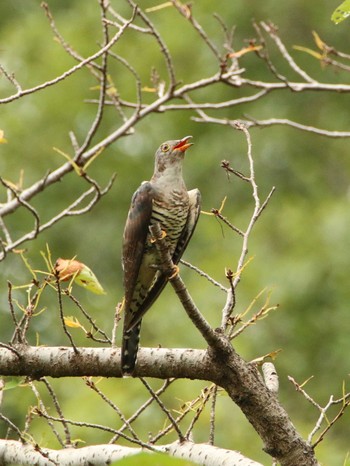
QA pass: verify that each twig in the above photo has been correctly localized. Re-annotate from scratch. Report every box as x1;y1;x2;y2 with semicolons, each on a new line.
0;414;26;442
29;380;65;448
55;276;79;354
260;21;316;83
0;177;40;240
7;281;23;344
85;378;139;441
107;49;142;115
180;259;227;292
0;7;137;105
41;2;102;75
209;384;218;445
0;216;12;244
244;117;350;138
129;0;176;90
288;375;350;447
171;0;221;62
184;386;212;440
64;291;111;344
33;410;151;448
0;342;21;358
75;0;111;161
140;378;185;442
41;378;72;446
312;396;350;448
110;379;174;444
150;393;196;443
0;175;115;261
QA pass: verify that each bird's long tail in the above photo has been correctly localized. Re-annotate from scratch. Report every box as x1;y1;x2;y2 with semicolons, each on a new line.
121;321;142;376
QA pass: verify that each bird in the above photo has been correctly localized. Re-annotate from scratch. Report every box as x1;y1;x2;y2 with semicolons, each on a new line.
121;136;201;376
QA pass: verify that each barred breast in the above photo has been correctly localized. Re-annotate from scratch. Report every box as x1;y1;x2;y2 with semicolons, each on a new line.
150;188;190;254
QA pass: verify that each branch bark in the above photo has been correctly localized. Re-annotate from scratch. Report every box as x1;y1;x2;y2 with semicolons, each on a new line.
0;439;263;466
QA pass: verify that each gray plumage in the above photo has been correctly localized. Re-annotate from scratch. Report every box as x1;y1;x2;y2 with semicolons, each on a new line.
121;136;201;376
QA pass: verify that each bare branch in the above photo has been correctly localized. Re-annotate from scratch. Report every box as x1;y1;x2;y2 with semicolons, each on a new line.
260;21;316;83
0;439;264;466
140;378;185;442
0;7;137;105
0;177;40;240
244;117;350;138
129;0;177;90
180;259;227;292
0;175;115;261
171;1;222;62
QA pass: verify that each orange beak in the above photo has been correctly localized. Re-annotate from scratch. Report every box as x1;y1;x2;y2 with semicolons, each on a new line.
173;135;193;152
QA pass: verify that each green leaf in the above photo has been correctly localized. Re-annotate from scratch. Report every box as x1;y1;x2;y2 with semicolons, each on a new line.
111;452;196;465
331;0;350;24
74;264;106;295
2;377;24;391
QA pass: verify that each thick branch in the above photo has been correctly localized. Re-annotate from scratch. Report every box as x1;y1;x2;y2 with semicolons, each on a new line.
0;440;263;466
0;345;319;466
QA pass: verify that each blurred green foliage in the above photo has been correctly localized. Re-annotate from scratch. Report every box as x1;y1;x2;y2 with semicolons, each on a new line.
1;1;350;465
113;452;196;465
332;0;350;24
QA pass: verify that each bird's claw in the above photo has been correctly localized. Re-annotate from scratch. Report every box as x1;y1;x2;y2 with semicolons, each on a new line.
169;265;180;279
150;229;167;243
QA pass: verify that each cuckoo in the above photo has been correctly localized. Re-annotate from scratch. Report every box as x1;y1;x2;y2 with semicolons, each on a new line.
121;136;201;376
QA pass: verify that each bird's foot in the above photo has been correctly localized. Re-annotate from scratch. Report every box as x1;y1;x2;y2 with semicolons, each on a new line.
169;265;180;279
150;229;167;243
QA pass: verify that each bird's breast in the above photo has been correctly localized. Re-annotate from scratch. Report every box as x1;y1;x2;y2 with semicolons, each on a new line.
148;189;189;254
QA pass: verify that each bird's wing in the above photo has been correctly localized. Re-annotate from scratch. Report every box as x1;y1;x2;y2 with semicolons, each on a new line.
125;188;201;326
173;188;201;264
122;182;154;314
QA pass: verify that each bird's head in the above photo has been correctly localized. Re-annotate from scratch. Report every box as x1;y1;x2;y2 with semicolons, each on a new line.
154;136;193;175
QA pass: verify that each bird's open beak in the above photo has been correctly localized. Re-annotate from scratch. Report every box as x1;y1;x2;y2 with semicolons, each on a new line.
173;136;193;152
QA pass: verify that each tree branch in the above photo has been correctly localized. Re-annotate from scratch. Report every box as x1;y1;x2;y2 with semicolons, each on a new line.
0;345;319;466
0;439;263;466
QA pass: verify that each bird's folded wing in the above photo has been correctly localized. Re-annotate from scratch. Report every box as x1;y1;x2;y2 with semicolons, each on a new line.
126;188;201;328
122;182;154;313
173;189;201;264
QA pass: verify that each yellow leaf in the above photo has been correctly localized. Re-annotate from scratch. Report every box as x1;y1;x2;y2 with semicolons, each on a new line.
0;129;7;144
201;196;227;216
142;86;157;93
312;31;326;51
251;349;282;365
64;316;82;328
293;45;322;60
145;2;172;12
53;146;82;176
228;45;262;59
299;375;314;388
106;86;117;97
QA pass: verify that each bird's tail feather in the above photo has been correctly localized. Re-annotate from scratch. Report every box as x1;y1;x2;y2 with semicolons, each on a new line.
121;321;142;376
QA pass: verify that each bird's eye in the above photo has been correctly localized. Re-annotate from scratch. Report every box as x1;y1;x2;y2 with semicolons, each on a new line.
161;143;170;152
